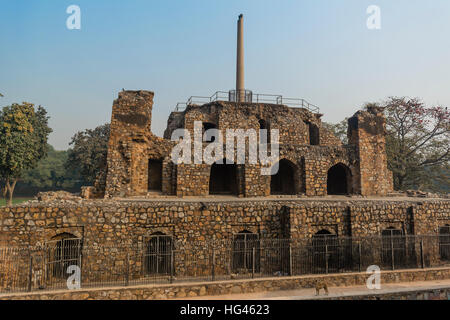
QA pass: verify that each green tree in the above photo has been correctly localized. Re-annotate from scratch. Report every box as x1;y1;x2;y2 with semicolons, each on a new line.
0;103;52;205
383;97;449;191
16;145;84;195
322;118;348;144
325;98;450;193
66;123;110;185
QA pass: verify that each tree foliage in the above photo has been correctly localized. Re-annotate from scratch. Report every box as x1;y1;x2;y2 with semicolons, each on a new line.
66;123;110;185
322;119;348;144
0;103;52;205
325;97;450;193
383;97;449;191
16;145;84;195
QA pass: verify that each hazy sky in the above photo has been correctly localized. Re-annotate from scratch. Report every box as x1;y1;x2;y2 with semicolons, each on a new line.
1;0;450;150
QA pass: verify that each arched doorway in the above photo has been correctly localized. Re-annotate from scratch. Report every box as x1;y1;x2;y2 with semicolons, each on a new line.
148;159;163;191
270;159;298;195
439;225;450;261
209;160;238;195
232;231;260;273
47;233;82;279
381;227;406;269
327;163;352;195
144;232;173;276
311;230;338;274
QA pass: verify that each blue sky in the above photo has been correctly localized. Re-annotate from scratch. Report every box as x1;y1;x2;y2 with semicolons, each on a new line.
1;0;450;149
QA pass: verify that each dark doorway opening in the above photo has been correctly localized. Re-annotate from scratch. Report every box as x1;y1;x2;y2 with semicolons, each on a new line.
259;119;270;143
381;228;406;269
48;233;82;279
327;163;351;195
203;122;217;143
311;230;338;274
232;231;260;273
144;232;173;276
307;122;320;145
439;225;450;261
209;160;238;195
270;159;297;195
148;159;163;191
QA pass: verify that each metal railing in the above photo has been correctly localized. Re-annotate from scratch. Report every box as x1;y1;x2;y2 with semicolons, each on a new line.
1;235;449;294
174;90;320;113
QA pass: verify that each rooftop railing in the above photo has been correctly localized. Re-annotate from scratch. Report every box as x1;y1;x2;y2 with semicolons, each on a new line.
174;90;320;113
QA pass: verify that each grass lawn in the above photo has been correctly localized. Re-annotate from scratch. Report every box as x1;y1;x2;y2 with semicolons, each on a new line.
0;197;33;207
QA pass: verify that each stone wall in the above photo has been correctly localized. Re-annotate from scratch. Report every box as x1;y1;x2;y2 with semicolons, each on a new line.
2;198;449;246
1;198;449;280
1;198;449;292
0;198;450;245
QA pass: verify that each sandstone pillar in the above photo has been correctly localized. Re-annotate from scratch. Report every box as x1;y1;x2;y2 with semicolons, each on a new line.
236;14;245;102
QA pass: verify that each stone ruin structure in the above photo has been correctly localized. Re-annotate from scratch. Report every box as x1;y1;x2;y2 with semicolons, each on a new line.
0;15;449;292
101;14;392;199
101;90;393;199
1;80;445;291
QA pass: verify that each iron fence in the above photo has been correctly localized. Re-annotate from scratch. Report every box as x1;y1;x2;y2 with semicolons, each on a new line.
1;235;449;294
174;90;320;113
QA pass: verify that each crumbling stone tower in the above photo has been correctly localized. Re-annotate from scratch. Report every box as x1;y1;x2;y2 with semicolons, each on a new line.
104;90;176;198
104;90;153;197
348;106;394;196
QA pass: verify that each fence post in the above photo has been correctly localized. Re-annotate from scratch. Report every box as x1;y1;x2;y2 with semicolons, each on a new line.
289;243;293;276
358;242;362;273
169;250;174;284
79;246;83;289
260;238;263;276
27;254;33;292
229;246;232;276
252;247;255;279
125;252;129;286
211;248;215;281
325;244;329;274
391;237;395;271
420;240;425;269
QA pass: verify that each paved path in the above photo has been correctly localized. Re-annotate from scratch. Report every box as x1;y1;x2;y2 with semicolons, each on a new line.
179;279;450;300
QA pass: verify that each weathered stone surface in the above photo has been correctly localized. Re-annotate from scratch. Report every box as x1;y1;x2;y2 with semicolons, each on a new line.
35;191;81;202
1;90;448;296
348;106;393;196
1;198;449;247
100;90;396;198
0;197;449;292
